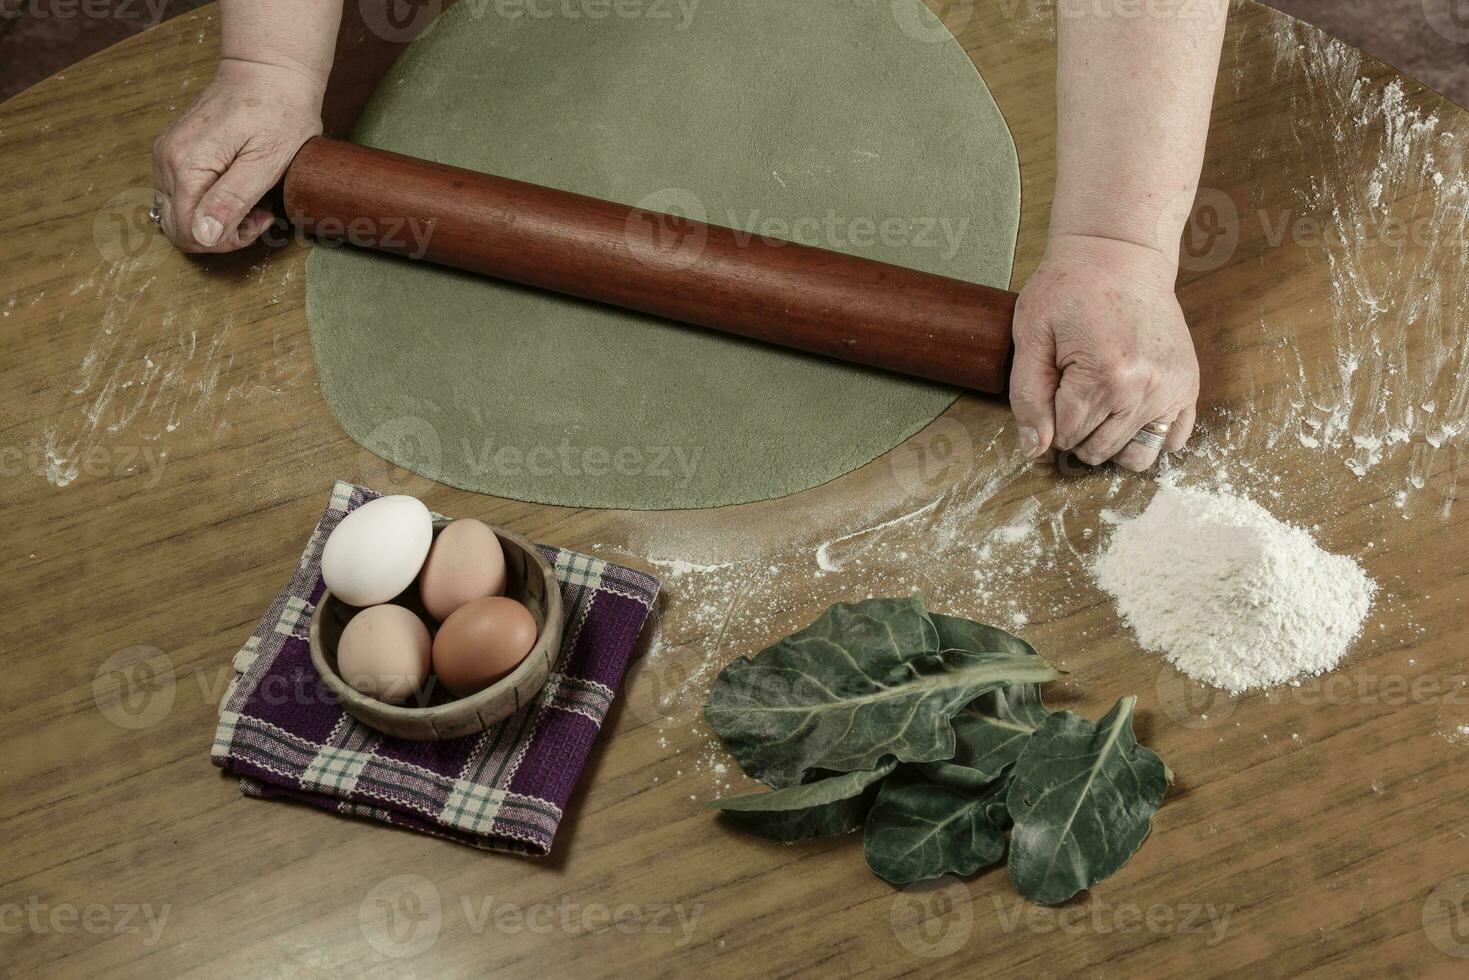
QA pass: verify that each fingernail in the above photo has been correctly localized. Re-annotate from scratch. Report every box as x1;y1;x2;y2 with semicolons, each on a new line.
194;215;223;247
1018;426;1040;458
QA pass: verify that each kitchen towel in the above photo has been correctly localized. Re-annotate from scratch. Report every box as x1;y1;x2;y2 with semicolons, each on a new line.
211;481;660;854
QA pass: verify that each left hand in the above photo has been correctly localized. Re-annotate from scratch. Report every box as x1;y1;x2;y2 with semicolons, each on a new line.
152;59;325;253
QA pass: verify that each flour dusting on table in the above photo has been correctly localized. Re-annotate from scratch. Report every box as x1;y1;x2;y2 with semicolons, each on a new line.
1244;20;1469;517
31;253;306;489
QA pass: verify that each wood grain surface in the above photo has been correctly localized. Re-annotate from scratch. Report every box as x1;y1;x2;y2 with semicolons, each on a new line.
3;1;1468;976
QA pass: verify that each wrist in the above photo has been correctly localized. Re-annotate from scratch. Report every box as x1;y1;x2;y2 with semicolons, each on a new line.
1041;232;1179;291
215;56;329;108
1046;181;1197;270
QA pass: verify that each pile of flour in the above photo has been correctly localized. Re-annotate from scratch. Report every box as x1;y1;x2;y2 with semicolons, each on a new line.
1093;484;1376;693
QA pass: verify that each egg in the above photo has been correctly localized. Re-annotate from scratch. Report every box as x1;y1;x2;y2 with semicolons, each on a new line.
419;519;507;621
431;596;538;698
321;495;433;606
336;604;432;703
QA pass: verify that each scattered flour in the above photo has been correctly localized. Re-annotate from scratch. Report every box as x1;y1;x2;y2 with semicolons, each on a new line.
1244;21;1469;516
1093;484;1376;693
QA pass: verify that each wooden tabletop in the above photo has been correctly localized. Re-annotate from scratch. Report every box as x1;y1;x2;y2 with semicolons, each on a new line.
4;1;1468;976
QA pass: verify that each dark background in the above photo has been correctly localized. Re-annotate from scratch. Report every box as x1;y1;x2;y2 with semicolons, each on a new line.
0;2;1465;110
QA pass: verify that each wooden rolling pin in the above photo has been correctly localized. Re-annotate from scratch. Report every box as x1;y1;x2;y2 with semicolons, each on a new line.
282;137;1017;393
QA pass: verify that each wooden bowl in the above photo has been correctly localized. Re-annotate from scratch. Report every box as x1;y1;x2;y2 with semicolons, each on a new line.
308;521;562;741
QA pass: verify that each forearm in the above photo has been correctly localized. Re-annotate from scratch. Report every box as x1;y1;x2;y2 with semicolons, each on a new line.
218;0;345;96
1048;0;1229;263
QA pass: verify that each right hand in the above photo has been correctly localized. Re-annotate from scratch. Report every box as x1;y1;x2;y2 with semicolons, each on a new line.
152;59;326;253
1008;234;1200;471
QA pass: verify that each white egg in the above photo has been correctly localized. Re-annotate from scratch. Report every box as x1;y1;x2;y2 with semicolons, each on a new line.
321;495;434;606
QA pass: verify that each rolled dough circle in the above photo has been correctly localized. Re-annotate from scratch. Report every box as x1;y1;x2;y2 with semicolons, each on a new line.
307;0;1019;509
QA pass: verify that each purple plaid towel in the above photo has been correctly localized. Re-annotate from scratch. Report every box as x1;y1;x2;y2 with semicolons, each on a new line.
211;482;659;854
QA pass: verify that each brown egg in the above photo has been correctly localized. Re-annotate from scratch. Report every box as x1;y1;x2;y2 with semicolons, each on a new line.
336;604;432;704
419;519;507;622
431;596;538;698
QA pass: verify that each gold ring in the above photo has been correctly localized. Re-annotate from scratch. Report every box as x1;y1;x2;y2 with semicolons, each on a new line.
1141;421;1172;437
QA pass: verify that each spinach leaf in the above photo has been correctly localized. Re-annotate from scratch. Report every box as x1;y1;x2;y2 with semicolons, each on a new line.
705;598;1059;788
703;600;1171;906
916;681;1053;790
706;759;898;842
1006;697;1170;906
863;767;1010;885
930;613;1040;660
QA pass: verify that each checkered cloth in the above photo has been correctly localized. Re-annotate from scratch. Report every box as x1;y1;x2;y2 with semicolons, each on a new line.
211;482;660;854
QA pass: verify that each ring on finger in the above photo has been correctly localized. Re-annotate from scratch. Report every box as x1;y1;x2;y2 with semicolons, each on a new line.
1141;420;1171;437
1129;428;1167;452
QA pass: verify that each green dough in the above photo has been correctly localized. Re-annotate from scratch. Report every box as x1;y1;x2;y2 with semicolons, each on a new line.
307;0;1019;510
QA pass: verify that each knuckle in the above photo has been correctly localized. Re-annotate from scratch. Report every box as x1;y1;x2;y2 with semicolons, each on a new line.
167;145;195;173
1101;360;1141;393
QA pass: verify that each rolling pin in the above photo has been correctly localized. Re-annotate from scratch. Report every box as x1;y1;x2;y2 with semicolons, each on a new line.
282;137;1017;393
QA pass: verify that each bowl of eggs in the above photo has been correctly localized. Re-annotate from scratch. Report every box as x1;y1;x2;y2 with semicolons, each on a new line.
308;495;562;741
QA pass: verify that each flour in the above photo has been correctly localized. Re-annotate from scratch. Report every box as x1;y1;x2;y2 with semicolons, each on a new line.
35;252;306;489
1093;484;1376;693
1237;17;1469;521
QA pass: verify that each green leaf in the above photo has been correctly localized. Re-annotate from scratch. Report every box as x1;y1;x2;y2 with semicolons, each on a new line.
912;617;1052;791
706;759;898;842
916;681;1053;790
863;767;1010;885
930;613;1040;660
1006;697;1169;906
704;598;1060;788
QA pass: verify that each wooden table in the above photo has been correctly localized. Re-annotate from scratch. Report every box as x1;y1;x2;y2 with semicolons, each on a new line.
4;1;1468;975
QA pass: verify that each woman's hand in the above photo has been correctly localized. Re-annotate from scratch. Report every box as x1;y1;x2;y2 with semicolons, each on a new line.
152;59;325;253
1008;234;1199;471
